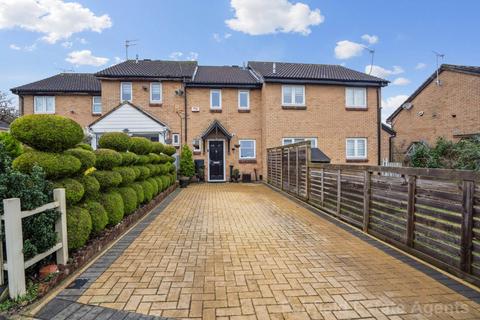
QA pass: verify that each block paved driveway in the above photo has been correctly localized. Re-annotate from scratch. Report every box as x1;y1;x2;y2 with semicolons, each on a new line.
43;184;480;319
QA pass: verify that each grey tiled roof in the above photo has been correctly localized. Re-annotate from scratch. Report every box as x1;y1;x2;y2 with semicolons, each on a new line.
96;59;197;79
191;66;260;86
248;61;387;84
11;73;100;94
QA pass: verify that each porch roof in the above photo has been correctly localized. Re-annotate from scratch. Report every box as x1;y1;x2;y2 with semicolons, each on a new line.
200;120;233;140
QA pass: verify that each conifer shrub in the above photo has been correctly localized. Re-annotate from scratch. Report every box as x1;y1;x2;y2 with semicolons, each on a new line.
67;206;92;250
0;132;23;158
65;148;96;171
98;132;131;152
146;177;159;195
13;151;81;179
77;174;100;199
94;148;122;170
163;145;176;156
134;165;151;180
113;166;136;185
92;170;122;189
82;200;108;234
151;142;165;154
75;143;93;151
120;152;138;166
130;183;145;205
129;137;153;155
141;180;154;203
116;187;137;215
100;191;124;226
53;178;85;205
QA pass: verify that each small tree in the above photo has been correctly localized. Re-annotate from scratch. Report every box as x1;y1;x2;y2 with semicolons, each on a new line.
179;145;195;178
0;91;18;124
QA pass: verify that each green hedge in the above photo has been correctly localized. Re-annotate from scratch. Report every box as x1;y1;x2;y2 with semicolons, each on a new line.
116;187;137;215
163;145;176;156
134;165;150;180
13;151;81;179
130;183;144;205
129;137;153;155
131;166;141;180
120;152;138;166
94;148;122;170
67;206;92;250
10;114;84;152
136;155;151;165
75;143;93;151
151;142;165;154
157;154;171;164
100;191;124;226
92;170;122;189
65;148;96;171
145;164;158;176
154;176;164;192
98;132;131;152
82;200;108;234
53;178;85;205
148;153;161;164
160;175;170;191
113;166;136;185
141;180;154;203
78;174;100;199
0;132;23;159
146;177;159;195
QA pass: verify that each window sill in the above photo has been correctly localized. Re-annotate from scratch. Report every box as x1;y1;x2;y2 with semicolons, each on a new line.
239;159;257;164
238;109;250;113
282;105;306;110
346;158;369;163
193;151;202;155
345;107;368;111
210;109;222;113
92;113;102;116
149;102;163;106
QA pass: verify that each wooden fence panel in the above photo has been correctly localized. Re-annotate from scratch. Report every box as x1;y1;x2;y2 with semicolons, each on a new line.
339;170;364;228
472;184;480;277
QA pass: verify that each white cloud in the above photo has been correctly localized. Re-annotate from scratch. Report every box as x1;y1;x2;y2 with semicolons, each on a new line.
169;51;183;60
226;0;324;35
365;65;404;78
334;40;364;60
61;41;73;48
169;51;198;61
66;50;109;66
213;32;232;42
382;94;409;121
415;62;427;70
77;37;88;44
114;56;123;63
0;0;112;43
186;52;199;61
9;43;36;51
392;77;411;86
224;33;232;39
9;44;20;50
361;34;378;44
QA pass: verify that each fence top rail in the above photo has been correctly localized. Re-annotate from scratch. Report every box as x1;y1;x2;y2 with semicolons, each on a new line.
267;141;311;151
309;163;480;181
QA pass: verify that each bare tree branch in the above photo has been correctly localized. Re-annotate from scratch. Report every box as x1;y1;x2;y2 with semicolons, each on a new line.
0;91;19;124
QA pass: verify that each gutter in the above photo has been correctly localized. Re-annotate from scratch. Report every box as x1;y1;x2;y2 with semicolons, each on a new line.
262;78;388;87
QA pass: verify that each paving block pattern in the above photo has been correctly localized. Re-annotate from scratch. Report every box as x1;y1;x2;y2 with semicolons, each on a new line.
74;184;480;319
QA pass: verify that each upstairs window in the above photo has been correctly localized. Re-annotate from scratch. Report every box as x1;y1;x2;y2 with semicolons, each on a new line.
172;133;180;146
238;90;250;109
121;82;132;102
346;138;367;159
282;137;317;148
150;82;162;103
282;85;305;106
92;96;102;114
346;87;367;108
239;140;256;159
34;96;55;114
210;89;222;109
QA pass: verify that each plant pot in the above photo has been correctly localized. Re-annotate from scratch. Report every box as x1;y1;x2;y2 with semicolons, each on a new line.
179;177;189;188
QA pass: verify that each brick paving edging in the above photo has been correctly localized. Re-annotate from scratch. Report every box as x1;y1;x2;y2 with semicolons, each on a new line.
265;183;480;304
33;188;182;319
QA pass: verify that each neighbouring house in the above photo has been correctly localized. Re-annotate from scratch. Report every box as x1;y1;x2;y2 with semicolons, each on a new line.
0;120;9;131
11;59;388;181
381;123;396;163
387;64;480;162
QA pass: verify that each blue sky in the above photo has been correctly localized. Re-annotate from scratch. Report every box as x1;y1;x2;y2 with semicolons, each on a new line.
1;0;479;121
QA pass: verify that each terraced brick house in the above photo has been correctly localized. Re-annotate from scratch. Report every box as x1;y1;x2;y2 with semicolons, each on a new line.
12;60;387;182
386;64;480;162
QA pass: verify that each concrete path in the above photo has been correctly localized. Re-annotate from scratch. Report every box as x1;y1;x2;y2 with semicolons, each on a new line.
37;184;480;319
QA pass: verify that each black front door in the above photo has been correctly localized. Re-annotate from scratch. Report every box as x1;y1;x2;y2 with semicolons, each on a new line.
209;140;224;181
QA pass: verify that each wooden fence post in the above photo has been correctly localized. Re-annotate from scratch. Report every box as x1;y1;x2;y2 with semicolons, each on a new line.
3;198;26;298
363;171;371;232
320;168;324;207
296;148;300;196
54;189;68;265
460;180;474;273
279;149;283;190
336;170;341;216
306;146;311;201
405;175;416;247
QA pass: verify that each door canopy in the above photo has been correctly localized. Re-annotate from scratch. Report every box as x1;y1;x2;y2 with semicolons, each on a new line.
200;120;233;153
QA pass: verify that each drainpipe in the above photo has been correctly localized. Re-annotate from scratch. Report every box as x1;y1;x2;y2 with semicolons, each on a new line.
377;87;381;165
183;78;188;145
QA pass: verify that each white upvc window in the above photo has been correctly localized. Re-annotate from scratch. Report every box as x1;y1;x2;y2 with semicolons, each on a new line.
238;90;250;109
210;89;222;109
239;140;256;159
121;82;132;102
282;137;317;148
346;138;367;159
92;96;102;114
172;133;180;146
150;82;162;103
34;96;55;114
193;142;201;153
282;85;305;106
346;87;367;108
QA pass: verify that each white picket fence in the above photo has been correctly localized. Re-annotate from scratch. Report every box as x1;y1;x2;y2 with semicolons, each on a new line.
1;188;68;299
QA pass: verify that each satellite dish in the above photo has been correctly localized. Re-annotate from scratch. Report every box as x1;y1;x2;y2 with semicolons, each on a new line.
402;102;413;110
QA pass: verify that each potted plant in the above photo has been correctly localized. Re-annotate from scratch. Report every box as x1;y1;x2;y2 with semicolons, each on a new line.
178;144;195;188
232;168;240;182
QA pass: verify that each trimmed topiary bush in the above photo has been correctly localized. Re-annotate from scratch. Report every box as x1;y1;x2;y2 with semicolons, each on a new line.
146;164;158;176
113;166;136;185
67;206;92;250
0;132;23;158
136;155;151;165
163;145;176;156
78;174;100;199
75;143;93;151
154;176;164;192
120;152;138;166
116;187;137;215
100;191;124;226
13;151;81;179
129;137;153;155
134;165;151;180
82;200;108;234
53;178;85;205
92;170;122;189
160;175;170;190
151;142;165;154
147;177;159;195
98;132;131;152
179;145;195;178
10;114;84;152
157;154;171;164
65;148;96;171
141;180;154;203
131;166;141;180
148;153;161;164
94;148;122;170
130;183;144;205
